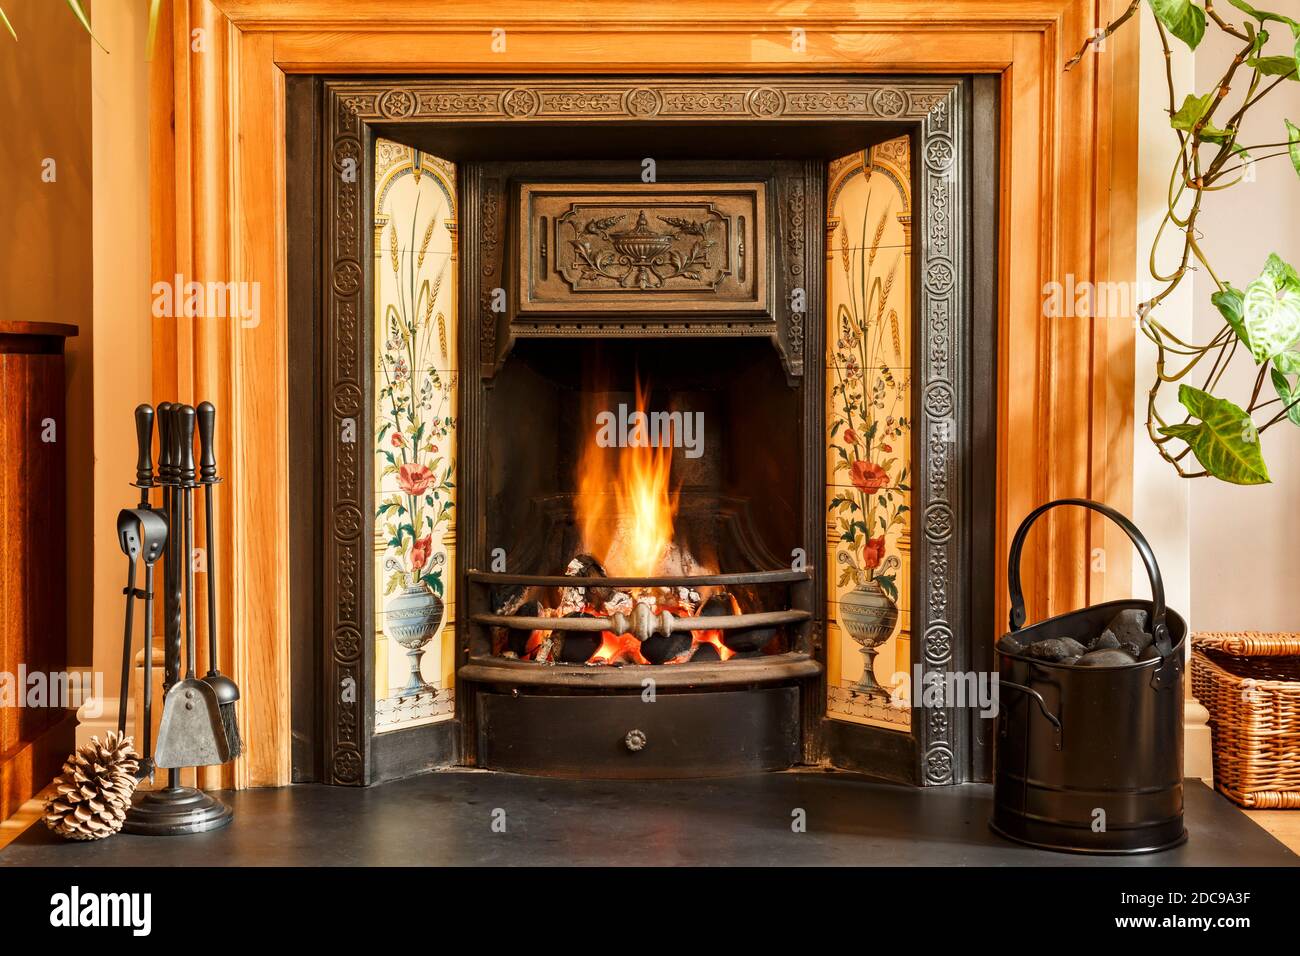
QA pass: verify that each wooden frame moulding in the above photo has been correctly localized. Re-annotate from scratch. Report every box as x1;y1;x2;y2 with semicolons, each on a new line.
150;0;1140;787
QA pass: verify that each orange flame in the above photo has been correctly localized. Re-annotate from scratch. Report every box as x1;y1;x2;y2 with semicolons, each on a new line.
690;630;736;662
576;378;680;577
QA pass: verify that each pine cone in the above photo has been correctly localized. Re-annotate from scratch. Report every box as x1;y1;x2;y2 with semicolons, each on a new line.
43;732;140;841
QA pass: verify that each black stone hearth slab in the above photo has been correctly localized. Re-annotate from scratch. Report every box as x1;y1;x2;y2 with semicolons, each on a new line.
1;772;1293;867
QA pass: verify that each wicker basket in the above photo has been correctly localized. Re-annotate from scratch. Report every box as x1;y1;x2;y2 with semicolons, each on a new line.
1192;632;1300;809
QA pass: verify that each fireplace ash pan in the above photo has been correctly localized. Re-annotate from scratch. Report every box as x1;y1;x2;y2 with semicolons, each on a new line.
992;499;1187;855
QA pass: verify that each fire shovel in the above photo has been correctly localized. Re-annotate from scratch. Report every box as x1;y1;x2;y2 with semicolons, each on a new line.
154;405;231;769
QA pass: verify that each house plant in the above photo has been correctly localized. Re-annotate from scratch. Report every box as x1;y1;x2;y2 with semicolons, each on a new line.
1073;0;1300;484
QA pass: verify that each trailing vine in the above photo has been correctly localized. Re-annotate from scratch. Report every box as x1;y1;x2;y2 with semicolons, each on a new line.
1072;0;1300;484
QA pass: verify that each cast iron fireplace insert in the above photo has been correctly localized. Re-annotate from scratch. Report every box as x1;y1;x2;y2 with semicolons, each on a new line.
286;75;999;787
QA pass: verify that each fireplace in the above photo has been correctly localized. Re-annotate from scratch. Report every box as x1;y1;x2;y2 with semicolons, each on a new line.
287;75;999;787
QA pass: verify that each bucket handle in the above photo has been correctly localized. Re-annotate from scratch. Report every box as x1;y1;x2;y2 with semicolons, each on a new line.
1007;498;1173;660
999;680;1062;749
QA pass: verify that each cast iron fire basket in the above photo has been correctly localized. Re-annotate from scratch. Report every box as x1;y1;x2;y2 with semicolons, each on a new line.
992;499;1187;855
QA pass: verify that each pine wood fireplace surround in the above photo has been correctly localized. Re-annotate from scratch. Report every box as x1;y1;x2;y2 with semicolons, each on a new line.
150;0;1139;789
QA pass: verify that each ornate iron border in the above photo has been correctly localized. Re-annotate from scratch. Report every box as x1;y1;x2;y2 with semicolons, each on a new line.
913;83;969;785
319;76;970;786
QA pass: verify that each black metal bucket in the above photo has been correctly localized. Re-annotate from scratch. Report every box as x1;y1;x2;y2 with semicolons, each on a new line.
991;499;1187;855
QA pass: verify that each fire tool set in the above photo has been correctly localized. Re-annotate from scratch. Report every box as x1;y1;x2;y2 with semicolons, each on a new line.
114;402;242;835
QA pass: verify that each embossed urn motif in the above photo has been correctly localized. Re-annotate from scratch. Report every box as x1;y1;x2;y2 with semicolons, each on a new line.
839;555;901;699
609;211;676;270
568;210;716;289
384;583;445;697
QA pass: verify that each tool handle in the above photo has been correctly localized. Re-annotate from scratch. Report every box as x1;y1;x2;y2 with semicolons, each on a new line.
183;483;198;681
142;563;155;777
203;485;221;672
157;402;174;485
118;557;138;737
197;401;217;484
197;402;222;672
177;405;197;486
134;404;155;487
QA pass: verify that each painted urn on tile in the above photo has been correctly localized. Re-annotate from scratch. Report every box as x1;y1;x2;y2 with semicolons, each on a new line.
384;582;444;697
838;553;901;699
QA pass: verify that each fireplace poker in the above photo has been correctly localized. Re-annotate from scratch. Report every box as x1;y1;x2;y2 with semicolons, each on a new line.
196;401;242;758
153;405;230;769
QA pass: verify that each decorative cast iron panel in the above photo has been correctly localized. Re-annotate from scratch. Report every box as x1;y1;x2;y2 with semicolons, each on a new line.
514;181;768;318
318;75;973;787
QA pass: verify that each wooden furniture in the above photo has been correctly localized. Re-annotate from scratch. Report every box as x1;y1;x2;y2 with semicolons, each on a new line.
1193;632;1300;809
0;321;77;821
150;0;1140;787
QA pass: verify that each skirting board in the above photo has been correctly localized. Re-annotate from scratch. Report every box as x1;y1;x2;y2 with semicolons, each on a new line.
0;711;76;823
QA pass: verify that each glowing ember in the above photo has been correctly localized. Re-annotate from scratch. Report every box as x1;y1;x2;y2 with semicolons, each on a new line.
589;631;650;665
690;630;735;662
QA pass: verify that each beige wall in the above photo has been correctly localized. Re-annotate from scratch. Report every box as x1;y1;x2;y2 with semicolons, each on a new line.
1187;28;1300;633
85;0;152;738
0;0;94;669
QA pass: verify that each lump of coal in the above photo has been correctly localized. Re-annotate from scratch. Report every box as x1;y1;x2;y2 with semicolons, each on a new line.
603;590;633;615
1102;607;1152;656
491;584;529;616
699;593;735;617
724;628;776;655
565;553;614;608
690;641;721;663
996;634;1026;656
505;600;541;656
1139;643;1163;662
641;631;693;665
555;613;603;664
1025;637;1089;662
696;591;772;655
1077;648;1138;667
1090;631;1121;651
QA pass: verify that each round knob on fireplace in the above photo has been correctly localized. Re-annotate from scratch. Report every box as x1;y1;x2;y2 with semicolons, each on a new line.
624;729;647;752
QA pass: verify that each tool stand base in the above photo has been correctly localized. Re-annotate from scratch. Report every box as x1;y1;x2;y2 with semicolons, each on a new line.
123;785;233;836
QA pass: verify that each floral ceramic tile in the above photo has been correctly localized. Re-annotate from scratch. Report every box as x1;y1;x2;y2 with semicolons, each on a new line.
373;138;458;731
825;137;915;731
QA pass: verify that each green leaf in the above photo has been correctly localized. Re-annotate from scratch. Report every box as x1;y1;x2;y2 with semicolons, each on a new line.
1270;368;1300;426
1159;385;1270;484
64;0;107;52
1247;55;1298;77
1243;253;1300;361
1228;0;1299;30
1211;284;1252;348
1287;119;1300;178
1149;0;1207;49
147;0;162;60
1169;93;1233;142
1274;349;1300;373
0;6;16;41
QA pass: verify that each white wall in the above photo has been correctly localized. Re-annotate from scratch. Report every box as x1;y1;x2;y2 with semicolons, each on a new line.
1132;13;1195;621
1188;27;1300;633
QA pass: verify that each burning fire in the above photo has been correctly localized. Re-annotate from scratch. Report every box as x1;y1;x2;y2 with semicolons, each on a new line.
491;378;762;666
576;378;680;577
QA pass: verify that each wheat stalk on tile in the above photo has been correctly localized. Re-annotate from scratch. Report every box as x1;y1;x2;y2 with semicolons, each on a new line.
416;214;437;270
868;206;889;269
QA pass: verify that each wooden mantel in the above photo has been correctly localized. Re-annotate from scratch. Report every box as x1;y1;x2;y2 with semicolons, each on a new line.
150;0;1139;787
